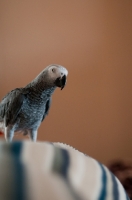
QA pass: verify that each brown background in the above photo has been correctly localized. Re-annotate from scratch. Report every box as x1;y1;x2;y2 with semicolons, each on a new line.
0;1;132;164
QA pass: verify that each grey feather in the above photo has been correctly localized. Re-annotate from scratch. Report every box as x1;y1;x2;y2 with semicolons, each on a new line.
0;88;29;127
0;64;68;142
41;97;52;122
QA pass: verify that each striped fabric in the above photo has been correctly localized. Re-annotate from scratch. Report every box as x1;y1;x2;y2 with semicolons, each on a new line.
0;141;129;200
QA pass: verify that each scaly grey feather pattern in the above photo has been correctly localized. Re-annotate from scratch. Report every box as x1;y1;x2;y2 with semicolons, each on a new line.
0;64;68;142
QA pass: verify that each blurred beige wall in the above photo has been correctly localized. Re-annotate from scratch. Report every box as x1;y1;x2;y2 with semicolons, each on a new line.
0;0;132;164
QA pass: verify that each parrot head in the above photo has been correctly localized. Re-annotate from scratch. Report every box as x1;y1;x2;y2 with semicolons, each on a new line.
32;64;68;90
45;64;68;90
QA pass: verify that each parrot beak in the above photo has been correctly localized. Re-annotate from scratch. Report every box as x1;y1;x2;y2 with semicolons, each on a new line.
55;75;67;90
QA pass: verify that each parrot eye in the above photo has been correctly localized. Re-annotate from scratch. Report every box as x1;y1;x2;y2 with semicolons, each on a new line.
52;68;55;73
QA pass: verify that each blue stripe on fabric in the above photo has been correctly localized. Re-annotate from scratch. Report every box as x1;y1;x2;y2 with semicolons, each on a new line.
60;148;83;200
125;191;130;200
126;194;130;200
52;147;82;200
60;148;70;178
52;147;70;178
10;141;24;200
98;163;107;200
111;172;119;200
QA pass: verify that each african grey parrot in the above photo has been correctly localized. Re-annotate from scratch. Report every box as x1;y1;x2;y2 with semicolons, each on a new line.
0;64;68;142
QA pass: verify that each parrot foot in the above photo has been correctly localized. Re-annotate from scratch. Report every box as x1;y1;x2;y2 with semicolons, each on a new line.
5;126;15;142
28;129;38;142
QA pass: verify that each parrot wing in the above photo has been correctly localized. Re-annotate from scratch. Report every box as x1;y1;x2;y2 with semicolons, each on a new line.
41;97;52;122
0;88;28;127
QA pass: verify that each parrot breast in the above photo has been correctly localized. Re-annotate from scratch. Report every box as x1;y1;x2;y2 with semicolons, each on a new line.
14;97;47;131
